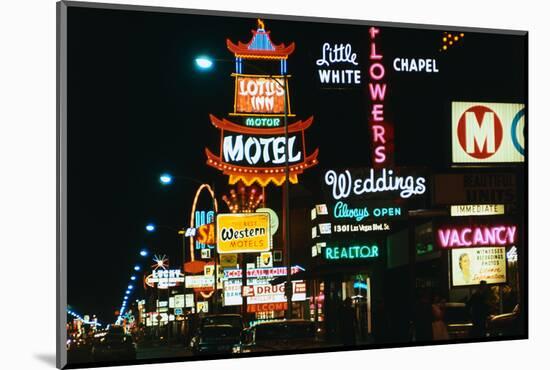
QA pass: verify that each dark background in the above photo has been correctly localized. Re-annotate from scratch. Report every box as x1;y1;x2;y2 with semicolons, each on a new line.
67;6;526;323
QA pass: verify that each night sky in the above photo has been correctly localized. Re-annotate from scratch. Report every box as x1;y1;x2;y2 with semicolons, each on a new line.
66;6;526;323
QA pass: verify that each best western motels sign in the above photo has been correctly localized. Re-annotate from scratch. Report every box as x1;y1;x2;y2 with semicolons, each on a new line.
216;213;272;253
452;102;525;163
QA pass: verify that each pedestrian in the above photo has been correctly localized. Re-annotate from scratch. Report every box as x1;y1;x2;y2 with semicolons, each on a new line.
414;291;433;342
467;280;491;338
373;299;391;344
340;297;357;346
431;295;449;340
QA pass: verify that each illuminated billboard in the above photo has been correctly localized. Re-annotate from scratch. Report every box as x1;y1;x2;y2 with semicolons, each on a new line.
450;247;507;287
452;102;525;163
234;75;290;114
216;212;272;253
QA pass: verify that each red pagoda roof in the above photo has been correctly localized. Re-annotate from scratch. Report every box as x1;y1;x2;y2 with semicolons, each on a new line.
227;18;295;59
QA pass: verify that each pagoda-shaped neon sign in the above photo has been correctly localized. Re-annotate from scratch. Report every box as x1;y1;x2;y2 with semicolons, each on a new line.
205;19;319;186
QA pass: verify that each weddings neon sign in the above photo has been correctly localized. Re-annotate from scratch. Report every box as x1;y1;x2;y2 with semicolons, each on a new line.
437;225;517;248
324;169;426;200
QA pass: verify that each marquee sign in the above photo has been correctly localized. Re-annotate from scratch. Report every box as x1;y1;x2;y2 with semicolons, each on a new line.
145;269;185;289
205;19;318;186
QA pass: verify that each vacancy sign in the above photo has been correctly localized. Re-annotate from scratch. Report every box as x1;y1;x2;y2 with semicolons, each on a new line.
452;102;525;163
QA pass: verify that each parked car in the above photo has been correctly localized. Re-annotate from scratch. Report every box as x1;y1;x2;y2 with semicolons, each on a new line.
444;302;473;339
199;314;244;330
235;320;324;353
91;326;136;362
487;304;522;337
190;324;243;355
190;314;244;355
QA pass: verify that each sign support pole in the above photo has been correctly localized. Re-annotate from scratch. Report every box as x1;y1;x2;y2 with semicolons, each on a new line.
284;74;293;320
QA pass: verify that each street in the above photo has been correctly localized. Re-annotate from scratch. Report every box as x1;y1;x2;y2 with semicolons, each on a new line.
136;342;193;360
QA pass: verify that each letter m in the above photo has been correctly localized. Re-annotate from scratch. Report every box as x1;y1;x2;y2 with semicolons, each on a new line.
465;111;495;154
223;135;243;162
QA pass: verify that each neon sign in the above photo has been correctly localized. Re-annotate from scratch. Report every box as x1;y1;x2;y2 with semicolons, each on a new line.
324;245;379;260
244;117;281;127
316;43;361;84
368;27;393;166
393;58;439;73
437;225;517;248
223;265;304;279
189;184;218;260
324;169;426;200
222;133;302;165
235;76;288;114
205;19;318;187
195;210;215;249
333;201;403;221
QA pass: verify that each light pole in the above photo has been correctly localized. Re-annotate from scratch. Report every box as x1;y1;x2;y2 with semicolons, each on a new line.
195;56;293;319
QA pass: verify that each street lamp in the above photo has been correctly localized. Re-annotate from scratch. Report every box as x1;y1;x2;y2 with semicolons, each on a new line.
195;56;214;70
140;249;149;257
159;173;173;185
145;224;156;232
195;55;293;319
134;265;141;271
